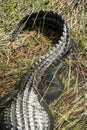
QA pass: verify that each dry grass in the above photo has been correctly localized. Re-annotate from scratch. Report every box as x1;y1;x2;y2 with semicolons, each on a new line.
0;0;87;130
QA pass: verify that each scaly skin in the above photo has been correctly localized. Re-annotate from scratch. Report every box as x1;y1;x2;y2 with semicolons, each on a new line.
0;11;71;130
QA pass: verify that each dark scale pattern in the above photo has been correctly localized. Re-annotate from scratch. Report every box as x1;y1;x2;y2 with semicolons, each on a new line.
0;11;71;130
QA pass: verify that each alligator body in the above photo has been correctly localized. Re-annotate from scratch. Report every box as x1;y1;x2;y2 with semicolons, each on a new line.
0;11;71;130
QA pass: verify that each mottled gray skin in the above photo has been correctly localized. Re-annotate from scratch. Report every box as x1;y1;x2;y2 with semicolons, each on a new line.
0;11;71;130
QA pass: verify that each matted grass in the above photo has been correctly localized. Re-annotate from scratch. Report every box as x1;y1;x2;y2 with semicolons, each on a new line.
0;0;87;129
